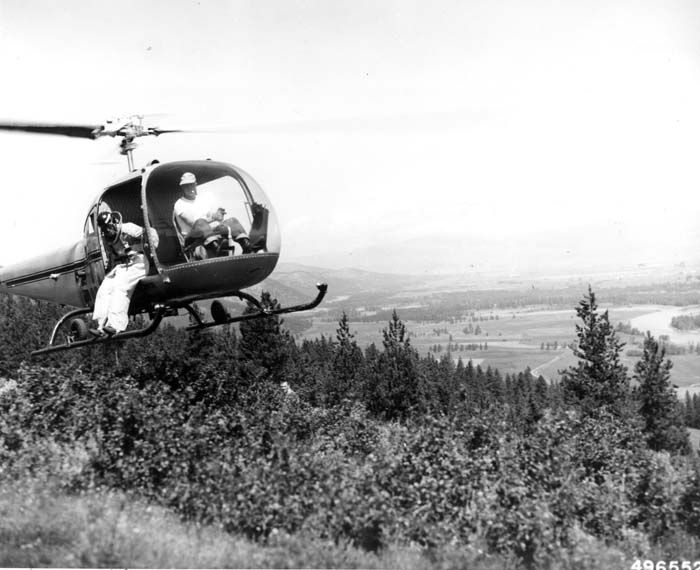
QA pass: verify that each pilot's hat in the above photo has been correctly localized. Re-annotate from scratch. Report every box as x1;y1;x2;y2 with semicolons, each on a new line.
180;172;197;186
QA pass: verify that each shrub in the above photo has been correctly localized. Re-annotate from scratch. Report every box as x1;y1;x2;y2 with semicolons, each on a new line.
678;459;700;536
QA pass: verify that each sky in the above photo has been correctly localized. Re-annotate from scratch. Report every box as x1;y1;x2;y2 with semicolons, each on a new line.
0;0;699;274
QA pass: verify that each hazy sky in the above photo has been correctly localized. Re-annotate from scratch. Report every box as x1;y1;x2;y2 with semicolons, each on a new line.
1;0;699;272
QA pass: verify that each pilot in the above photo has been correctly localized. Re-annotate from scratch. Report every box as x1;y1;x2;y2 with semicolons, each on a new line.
89;211;159;337
173;172;257;257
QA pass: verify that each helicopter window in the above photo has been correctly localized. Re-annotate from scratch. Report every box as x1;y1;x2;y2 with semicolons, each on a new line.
99;179;142;225
144;162;279;266
193;177;252;227
171;176;256;259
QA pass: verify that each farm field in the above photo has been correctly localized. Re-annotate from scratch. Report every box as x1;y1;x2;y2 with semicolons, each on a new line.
302;304;700;386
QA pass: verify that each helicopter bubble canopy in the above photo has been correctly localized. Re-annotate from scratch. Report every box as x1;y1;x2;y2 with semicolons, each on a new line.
143;160;281;265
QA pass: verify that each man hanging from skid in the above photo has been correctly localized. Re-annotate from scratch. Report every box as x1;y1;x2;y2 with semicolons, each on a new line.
89;211;159;337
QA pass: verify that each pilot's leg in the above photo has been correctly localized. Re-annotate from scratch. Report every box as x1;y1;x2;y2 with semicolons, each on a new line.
221;217;247;239
220;217;264;253
187;218;222;258
187;219;218;245
105;257;146;333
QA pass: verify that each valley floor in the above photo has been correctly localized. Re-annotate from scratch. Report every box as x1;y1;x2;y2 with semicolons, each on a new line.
303;304;700;387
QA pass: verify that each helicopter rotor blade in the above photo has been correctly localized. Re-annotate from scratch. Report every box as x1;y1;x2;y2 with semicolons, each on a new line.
0;121;104;139
149;127;185;136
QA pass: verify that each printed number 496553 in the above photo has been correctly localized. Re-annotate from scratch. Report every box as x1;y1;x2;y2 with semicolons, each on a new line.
631;561;700;570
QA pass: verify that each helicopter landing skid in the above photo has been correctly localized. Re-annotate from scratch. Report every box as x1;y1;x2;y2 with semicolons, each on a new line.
30;284;328;356
185;283;328;331
32;307;167;356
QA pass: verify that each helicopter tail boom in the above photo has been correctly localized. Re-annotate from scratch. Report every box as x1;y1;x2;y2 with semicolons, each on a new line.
0;240;95;308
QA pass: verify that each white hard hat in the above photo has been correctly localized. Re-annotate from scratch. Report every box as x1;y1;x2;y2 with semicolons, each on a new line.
180;172;197;186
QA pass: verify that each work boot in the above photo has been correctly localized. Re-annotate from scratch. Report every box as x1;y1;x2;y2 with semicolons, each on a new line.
89;325;117;338
236;236;252;254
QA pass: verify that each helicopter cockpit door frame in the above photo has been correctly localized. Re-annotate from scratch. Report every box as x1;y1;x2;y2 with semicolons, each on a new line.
94;173;161;278
80;204;105;307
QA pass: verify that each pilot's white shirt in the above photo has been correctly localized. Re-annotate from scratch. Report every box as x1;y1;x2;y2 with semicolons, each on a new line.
174;196;217;235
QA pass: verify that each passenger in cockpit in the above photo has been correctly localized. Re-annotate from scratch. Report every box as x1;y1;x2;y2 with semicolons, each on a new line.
174;172;255;257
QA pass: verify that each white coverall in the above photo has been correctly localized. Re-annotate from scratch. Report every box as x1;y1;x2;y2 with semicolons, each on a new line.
92;223;158;333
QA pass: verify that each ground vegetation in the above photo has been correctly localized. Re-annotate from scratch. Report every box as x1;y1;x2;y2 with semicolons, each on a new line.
0;288;699;568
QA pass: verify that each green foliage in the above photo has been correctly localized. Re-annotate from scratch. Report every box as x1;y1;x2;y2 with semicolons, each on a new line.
670;313;700;331
0;294;67;375
4;289;700;568
328;312;364;406
561;287;630;416
630;453;682;541
239;291;296;385
2;361;700;568
678;459;700;536
634;332;690;454
0;476;434;569
362;311;424;421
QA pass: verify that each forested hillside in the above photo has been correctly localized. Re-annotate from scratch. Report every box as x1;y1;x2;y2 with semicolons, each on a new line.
1;289;699;568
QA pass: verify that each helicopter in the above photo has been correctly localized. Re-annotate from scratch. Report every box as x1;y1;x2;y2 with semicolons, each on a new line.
0;116;327;356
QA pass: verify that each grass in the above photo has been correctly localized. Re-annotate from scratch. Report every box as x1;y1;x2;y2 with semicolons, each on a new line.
0;472;664;570
667;355;700;389
2;414;697;569
0;476;516;569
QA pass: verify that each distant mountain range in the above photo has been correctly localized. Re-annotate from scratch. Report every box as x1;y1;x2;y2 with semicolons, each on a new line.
250;263;423;305
288;225;700;278
253;258;700;313
180;253;699;330
197;225;700;316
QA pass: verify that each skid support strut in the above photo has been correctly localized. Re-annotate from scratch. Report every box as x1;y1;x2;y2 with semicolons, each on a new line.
32;307;167;356
186;283;328;332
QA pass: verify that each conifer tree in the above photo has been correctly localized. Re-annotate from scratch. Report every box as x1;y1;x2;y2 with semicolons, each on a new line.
363;311;423;420
473;365;488;409
634;332;690;454
239;291;295;386
436;352;459;413
684;392;694;427
691;394;700;429
561;287;630;416
532;374;549;410
327;312;363;406
487;367;505;404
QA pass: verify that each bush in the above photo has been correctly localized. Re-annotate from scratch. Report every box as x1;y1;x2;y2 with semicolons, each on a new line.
678;459;700;536
1;354;699;568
